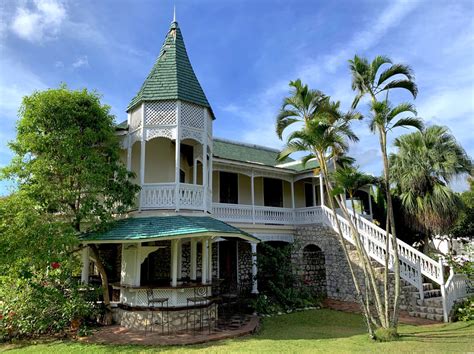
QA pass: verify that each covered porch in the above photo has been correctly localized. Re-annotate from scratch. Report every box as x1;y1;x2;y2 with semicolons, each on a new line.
80;215;259;332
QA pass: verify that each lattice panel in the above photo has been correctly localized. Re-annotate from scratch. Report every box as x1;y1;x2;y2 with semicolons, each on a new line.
130;107;142;130
181;127;203;144
146;127;175;141
181;102;204;129
145;101;177;126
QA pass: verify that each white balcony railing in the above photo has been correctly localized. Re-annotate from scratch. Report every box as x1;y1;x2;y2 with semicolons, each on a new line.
212;203;323;225
141;183;206;211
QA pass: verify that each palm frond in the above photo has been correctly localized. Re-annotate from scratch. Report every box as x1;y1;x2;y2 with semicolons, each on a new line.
379;79;418;98
391;117;424;131
377;63;414;87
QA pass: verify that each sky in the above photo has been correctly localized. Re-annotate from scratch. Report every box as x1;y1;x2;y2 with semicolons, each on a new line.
0;0;473;195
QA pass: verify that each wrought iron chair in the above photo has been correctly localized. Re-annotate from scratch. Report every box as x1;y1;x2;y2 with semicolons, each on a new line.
145;289;170;335
186;286;208;334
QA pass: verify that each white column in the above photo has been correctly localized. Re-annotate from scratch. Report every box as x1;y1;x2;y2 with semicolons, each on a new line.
208;146;213;213
201;238;208;284
126;134;132;172
190;238;197;280
139;104;146;211
368;189;373;217
319;173;325;206
81;246;90;284
291;180;295;208
312;178;317;207
208;239;213;282
171;239;178;287
175;101;181;211
193;158;198;185
251;171;255;224
203;109;209;212
177;240;183;279
251;243;258;294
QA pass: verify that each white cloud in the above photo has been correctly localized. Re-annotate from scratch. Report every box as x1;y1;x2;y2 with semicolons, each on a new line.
10;0;66;43
72;55;89;69
54;60;64;68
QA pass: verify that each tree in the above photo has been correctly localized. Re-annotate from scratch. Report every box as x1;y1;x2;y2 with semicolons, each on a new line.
276;89;386;337
350;55;420;331
2;86;140;323
390;125;472;249
451;177;474;240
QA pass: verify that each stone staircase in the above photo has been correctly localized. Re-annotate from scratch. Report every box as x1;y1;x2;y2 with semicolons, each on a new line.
401;282;444;321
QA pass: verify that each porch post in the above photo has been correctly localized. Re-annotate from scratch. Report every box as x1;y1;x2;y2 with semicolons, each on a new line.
312;178;317;207
126;134;132;172
203;108;208;212
208;239;213;282
175;101;181;211
201;238;208;284
193;158;197;185
81;246;89;284
177;239;183;279
291;179;295;209
251;171;255;224
139;103;145;212
251;243;258;294
171;239;178;287
190;238;197;280
368;188;373;217
319;173;325;206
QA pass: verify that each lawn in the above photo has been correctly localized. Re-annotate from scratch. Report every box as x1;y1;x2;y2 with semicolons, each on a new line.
1;309;473;353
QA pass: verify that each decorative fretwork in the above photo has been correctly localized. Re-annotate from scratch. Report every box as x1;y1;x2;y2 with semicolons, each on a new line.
130;106;142;130
181;127;203;144
130;130;142;146
181;102;204;129
146;127;175;141
145;101;177;126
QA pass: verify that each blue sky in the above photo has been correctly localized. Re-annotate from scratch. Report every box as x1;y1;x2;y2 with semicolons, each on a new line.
1;0;473;194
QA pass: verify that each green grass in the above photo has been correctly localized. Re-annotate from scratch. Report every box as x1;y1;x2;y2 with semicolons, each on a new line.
1;309;473;353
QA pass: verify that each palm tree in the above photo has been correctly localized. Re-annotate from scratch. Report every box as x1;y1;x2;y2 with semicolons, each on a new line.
390;125;472;249
276;79;327;139
350;55;420;329
277;103;390;336
349;55;418;108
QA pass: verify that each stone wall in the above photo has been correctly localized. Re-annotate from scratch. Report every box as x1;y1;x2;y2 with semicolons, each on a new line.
112;305;217;332
237;241;253;291
293;224;408;305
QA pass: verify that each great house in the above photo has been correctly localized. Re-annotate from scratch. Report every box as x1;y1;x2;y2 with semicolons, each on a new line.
79;18;470;331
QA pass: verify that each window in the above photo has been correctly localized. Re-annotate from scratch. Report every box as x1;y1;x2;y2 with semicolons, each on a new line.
305;183;314;207
220;172;238;204
264;178;283;207
180;169;185;183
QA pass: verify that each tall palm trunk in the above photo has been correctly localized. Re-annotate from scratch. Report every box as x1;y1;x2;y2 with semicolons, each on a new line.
319;154;378;334
379;129;402;327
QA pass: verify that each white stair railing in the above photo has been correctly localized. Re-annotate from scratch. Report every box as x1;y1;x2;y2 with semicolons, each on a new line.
320;205;471;321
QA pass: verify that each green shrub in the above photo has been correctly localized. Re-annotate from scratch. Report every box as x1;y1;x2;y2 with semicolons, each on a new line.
0;262;102;341
374;327;399;342
452;296;474;322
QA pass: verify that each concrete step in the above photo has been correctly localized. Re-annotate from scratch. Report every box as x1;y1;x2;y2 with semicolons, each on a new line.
423;290;442;299
422;283;434;291
417;296;443;307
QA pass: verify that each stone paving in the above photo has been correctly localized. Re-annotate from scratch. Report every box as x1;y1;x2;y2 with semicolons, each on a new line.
323;299;439;325
80;315;259;346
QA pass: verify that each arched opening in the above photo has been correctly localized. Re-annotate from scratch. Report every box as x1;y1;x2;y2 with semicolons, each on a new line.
302;244;326;296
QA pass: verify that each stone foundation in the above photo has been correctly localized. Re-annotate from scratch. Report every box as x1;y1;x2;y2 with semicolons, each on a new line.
112;305;217;332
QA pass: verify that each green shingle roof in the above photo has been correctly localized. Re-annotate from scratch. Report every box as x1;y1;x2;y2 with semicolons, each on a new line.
81;215;258;242
275;159;320;172
213;138;293;167
127;21;214;118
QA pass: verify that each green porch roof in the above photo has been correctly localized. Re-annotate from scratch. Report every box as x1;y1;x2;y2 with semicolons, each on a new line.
213;138;293;167
127;21;214;118
81;215;258;243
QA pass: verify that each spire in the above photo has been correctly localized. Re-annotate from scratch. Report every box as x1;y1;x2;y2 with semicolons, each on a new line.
127;20;214;118
173;6;176;23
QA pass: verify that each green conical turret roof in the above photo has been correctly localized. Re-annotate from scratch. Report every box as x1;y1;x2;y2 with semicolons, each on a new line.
127;21;214;118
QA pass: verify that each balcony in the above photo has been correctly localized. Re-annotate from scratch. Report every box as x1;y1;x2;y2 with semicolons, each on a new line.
140;183;211;211
212;203;323;225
